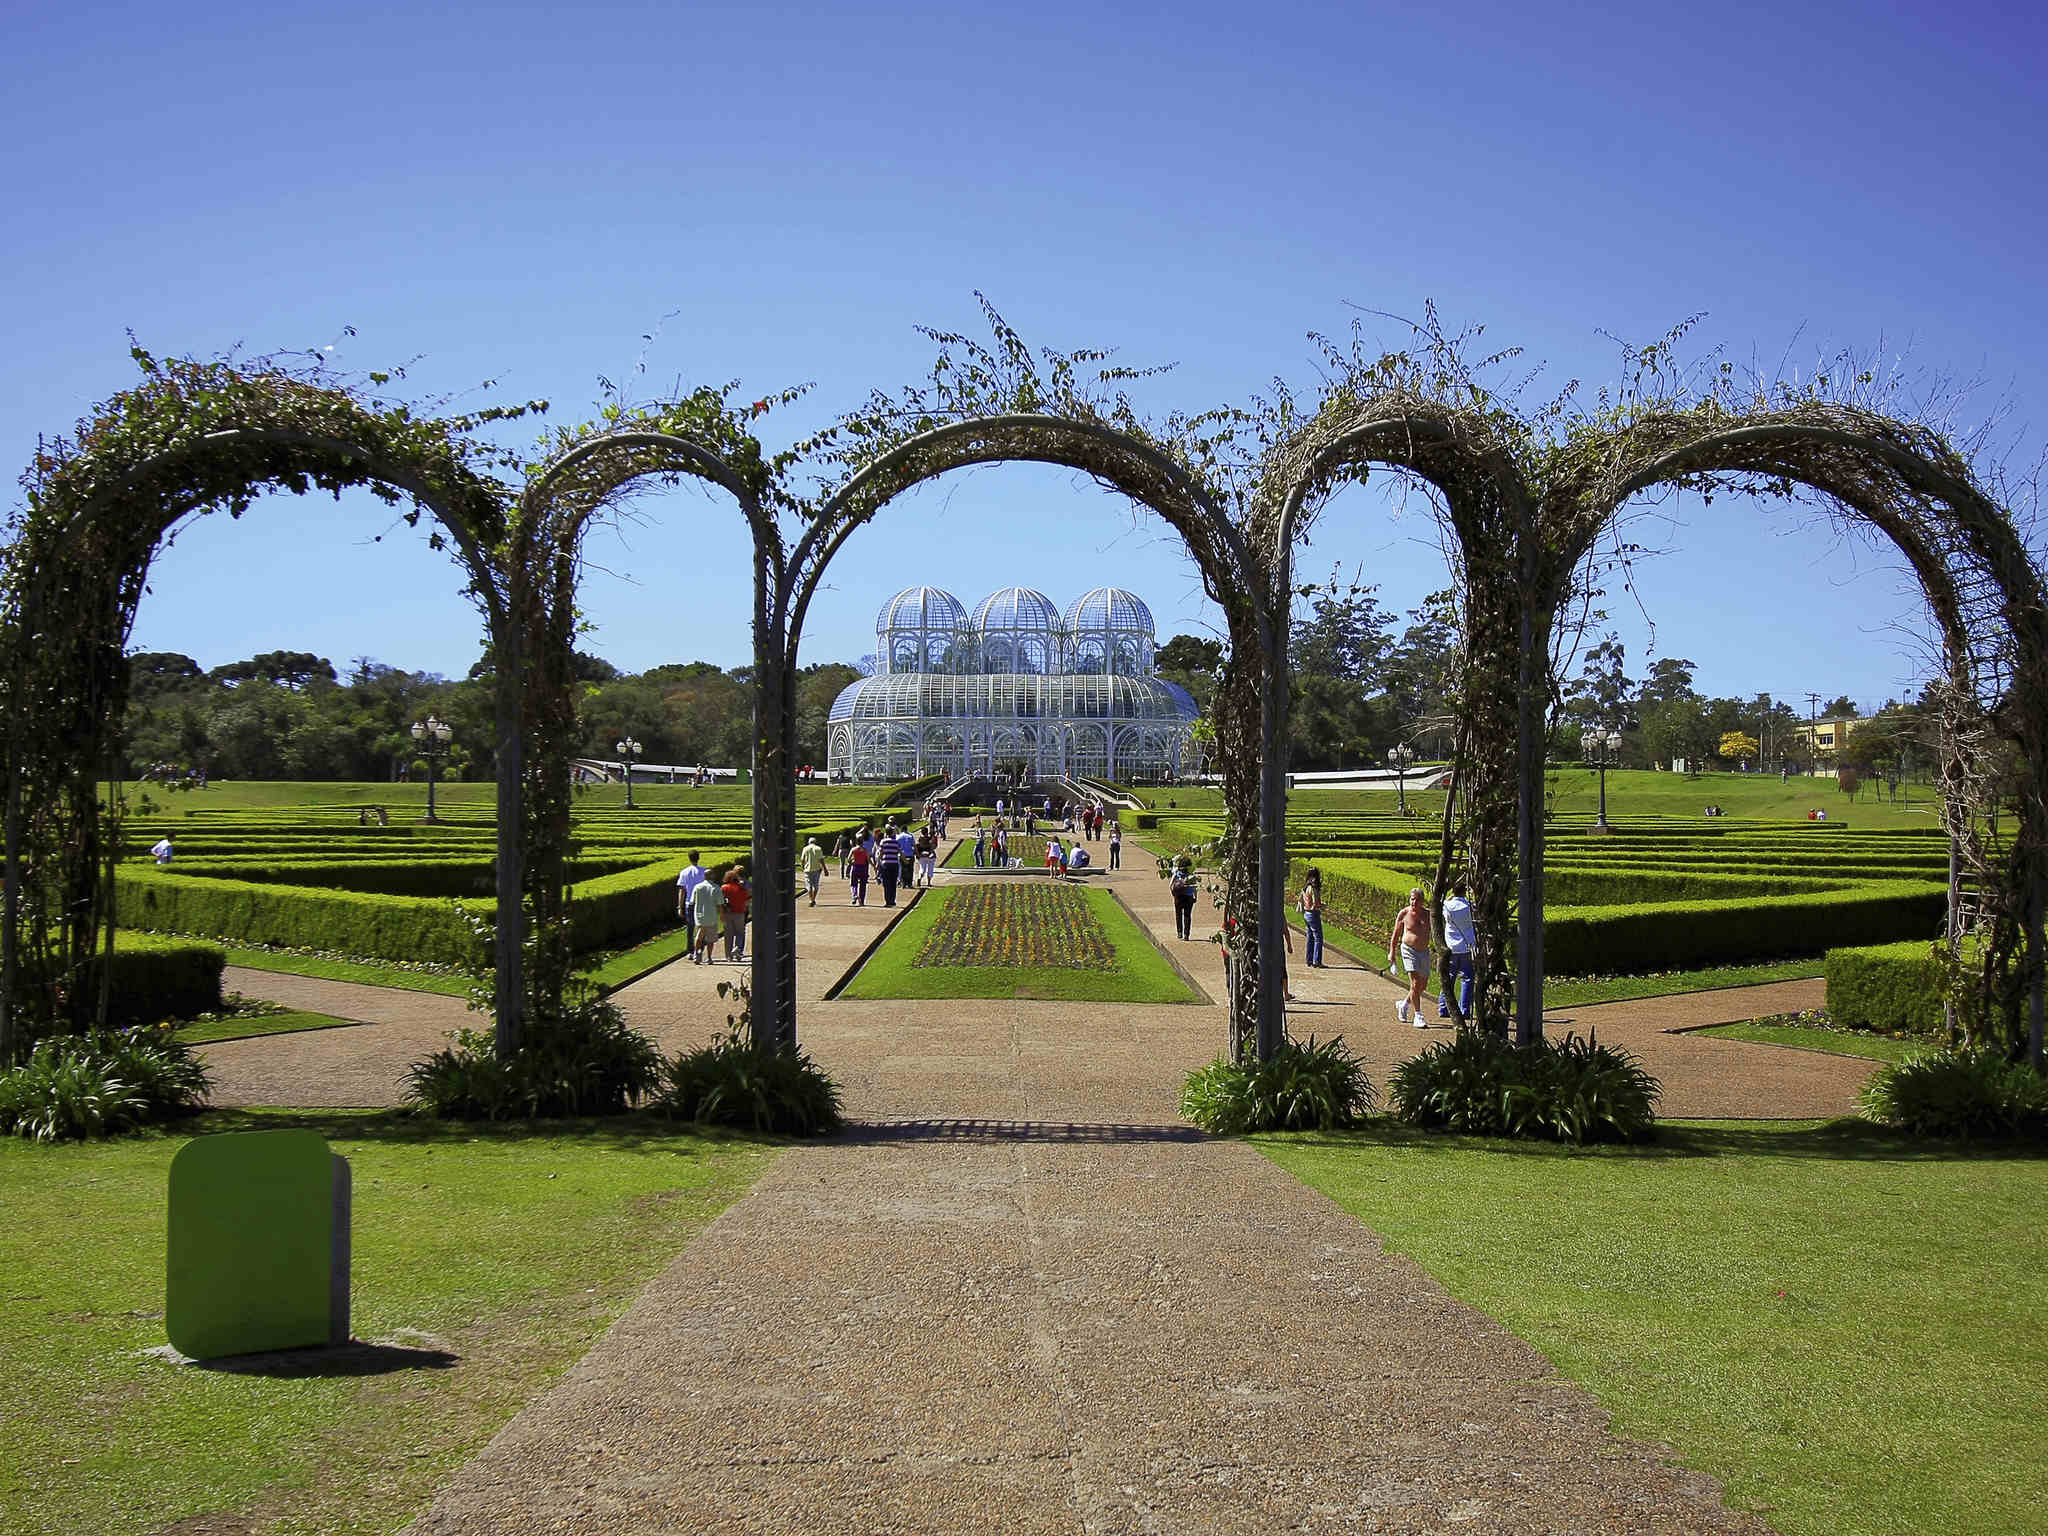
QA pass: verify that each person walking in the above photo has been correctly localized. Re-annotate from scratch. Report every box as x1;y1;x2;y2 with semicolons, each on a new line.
896;825;917;886
833;831;851;881
848;837;871;905
973;820;988;868
915;828;937;887
1438;878;1477;1020
1300;868;1325;968
1170;856;1197;940
721;864;751;961
1107;822;1122;870
1045;835;1065;877
689;869;722;964
1388;886;1433;1027
876;832;902;906
150;833;176;865
800;836;826;907
676;849;707;950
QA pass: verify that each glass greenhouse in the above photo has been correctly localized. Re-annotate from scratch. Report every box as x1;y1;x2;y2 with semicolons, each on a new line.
827;586;1202;783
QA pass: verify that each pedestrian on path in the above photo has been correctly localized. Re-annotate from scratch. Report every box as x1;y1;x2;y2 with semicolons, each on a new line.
722;865;752;961
677;849;707;949
849;839;871;905
876;834;902;906
915;829;937;887
973;820;988;868
833;832;851;881
1170;856;1197;940
689;871;722;964
1300;868;1325;968
800;837;826;907
1438;879;1477;1020
1388;886;1433;1027
1108;822;1121;870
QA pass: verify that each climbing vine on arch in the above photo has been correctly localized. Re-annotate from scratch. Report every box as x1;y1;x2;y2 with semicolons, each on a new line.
0;346;528;1060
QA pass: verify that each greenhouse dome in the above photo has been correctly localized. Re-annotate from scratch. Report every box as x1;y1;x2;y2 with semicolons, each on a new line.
827;586;1200;784
971;586;1062;676
1062;586;1156;676
876;586;971;675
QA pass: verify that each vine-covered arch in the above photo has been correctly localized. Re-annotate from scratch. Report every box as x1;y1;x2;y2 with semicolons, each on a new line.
0;352;516;1061
1261;393;1541;1038
778;413;1288;1055
1547;402;2048;1061
508;402;791;1051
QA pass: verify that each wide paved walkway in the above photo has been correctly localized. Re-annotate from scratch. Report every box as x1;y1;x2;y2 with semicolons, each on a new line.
347;848;1809;1534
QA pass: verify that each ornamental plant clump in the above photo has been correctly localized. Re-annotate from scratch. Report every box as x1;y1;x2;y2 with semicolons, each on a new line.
404;993;662;1120
652;981;842;1136
1389;1029;1659;1144
1180;1035;1376;1135
1857;1048;2048;1141
0;1024;212;1142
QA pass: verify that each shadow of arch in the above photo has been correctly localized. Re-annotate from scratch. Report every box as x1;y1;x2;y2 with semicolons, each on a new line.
2;363;513;1055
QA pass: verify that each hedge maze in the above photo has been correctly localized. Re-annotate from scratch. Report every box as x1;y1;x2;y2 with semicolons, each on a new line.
115;788;899;971
1155;808;1948;976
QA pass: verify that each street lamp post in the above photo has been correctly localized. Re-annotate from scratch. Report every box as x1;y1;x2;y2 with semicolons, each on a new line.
1387;743;1414;817
410;715;453;823
1592;726;1623;833
617;737;642;809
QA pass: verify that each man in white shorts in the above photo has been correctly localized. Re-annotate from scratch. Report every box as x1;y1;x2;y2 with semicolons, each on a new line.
1387;885;1433;1027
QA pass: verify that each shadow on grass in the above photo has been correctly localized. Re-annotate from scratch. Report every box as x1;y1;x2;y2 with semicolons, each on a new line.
1261;1117;2048;1164
193;1340;459;1378
167;1107;783;1155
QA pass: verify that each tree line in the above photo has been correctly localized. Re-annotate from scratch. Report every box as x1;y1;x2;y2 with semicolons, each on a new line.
120;648;860;781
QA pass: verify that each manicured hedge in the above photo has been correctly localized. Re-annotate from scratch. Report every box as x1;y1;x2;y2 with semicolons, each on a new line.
118;868;483;965
1541;881;1945;975
1826;940;1947;1037
81;941;226;1026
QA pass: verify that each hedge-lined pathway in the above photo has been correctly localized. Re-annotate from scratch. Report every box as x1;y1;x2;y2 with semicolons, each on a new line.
401;854;1804;1534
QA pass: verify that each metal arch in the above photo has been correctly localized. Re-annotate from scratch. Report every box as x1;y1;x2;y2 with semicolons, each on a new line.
785;414;1256;636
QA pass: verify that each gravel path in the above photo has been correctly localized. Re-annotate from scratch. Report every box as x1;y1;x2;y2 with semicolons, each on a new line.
376;851;1805;1533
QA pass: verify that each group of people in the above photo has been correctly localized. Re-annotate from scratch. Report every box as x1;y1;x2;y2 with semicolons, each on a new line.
355;806;392;826
831;821;939;907
674;851;754;965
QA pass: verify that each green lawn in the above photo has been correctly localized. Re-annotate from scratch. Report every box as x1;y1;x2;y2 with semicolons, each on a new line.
174;1009;360;1046
1544;959;1827;1007
839;884;1201;1003
0;1109;774;1536
1699;1020;1919;1062
1262;1120;2048;1536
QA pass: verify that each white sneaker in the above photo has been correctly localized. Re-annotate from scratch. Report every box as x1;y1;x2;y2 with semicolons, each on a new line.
1396;1000;1409;1024
1415;1014;1428;1029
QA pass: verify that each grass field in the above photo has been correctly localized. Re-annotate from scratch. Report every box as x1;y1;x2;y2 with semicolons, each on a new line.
0;1110;774;1536
839;884;1200;1003
1137;769;1940;829
1262;1119;2048;1536
174;1009;360;1045
1699;1019;1919;1062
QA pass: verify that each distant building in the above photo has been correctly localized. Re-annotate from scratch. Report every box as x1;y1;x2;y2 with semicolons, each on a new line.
825;586;1201;783
1787;715;1868;775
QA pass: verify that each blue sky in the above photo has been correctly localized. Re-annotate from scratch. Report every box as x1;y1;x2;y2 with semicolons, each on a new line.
5;0;2041;715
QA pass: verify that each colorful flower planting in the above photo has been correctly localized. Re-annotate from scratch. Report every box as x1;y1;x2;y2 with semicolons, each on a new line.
913;884;1114;971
